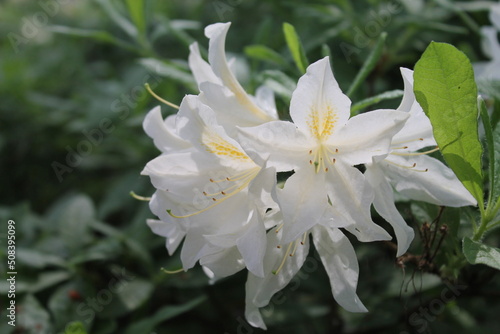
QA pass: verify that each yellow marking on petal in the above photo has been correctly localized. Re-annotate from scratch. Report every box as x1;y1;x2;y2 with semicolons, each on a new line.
145;83;180;109
307;105;338;141
202;132;251;161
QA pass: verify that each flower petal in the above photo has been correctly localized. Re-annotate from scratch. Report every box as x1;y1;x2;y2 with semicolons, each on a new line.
143;106;191;153
329;109;409;165
393;68;436;150
278;168;329;244
325;162;392;242
384;155;477;207
290;57;351;140
188;42;222;87
255;85;279;120
365;164;415;256
146;218;185;255
245;227;310;328
312;226;368;312
238;121;312;172
200;247;245;279
204;23;274;124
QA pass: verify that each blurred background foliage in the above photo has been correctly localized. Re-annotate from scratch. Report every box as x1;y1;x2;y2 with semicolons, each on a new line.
0;0;499;333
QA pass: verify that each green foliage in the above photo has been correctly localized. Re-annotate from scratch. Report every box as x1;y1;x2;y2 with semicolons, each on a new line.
463;237;500;270
414;42;483;207
1;0;500;333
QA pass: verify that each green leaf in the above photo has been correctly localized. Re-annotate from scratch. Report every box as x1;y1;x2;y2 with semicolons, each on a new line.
18;295;53;334
126;0;146;36
16;248;65;269
99;279;154;318
283;22;309;74
138;58;196;90
414;42;484;207
259;70;297;100
123;296;206;334
93;0;138;39
244;45;288;66
49;26;138;53
463;237;500;270
479;98;497;211
346;32;387;97
65;322;88;334
350;89;404;115
492;125;500;212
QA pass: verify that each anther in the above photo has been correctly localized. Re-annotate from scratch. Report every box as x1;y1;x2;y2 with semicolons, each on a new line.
309;160;313;164
221;191;226;195
212;198;217;201
309;150;312;154
277;245;281;249
335;148;339;153
210;178;214;182
332;158;336;163
203;191;207;196
325;168;329;172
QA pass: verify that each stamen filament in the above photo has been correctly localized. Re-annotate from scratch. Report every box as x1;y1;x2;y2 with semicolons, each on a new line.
129;191;151;201
145;83;180;109
168;168;260;218
391;147;439;157
392;137;424;145
161;267;184;274
386;160;429;172
273;243;293;275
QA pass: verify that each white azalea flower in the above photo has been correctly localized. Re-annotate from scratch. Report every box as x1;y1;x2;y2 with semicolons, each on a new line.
238;57;409;246
142;95;278;278
365;68;477;256
189;22;278;132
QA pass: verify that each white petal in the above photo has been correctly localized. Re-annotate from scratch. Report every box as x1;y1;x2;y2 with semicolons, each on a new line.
200;247;245;278
397;67;416;112
312;226;368;312
143;106;190;153
176;95;257;170
325;162;392;242
290;57;351;139
236;210;267;278
146;218;185;255
255;85;279;120
329;109;409;165
188;42;222;87
204;23;273;124
393;69;436;150
245;227;310;309
238;121;313;172
181;226;221;270
278;168;329;244
365;164;415;256
383;155;477;207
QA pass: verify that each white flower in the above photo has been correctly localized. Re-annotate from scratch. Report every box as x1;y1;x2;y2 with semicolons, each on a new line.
239;57;409;245
237;57;409;327
189;22;278;133
365;68;477;256
142;95;278;278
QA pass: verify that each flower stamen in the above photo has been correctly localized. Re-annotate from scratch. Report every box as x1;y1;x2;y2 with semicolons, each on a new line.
145;83;180;109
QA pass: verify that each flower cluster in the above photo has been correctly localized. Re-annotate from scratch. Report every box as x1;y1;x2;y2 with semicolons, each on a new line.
142;22;476;329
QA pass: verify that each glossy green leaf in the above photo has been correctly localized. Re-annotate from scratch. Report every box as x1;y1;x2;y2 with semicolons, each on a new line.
283;22;309;74
93;0;138;39
414;42;484;207
463;237;500;270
